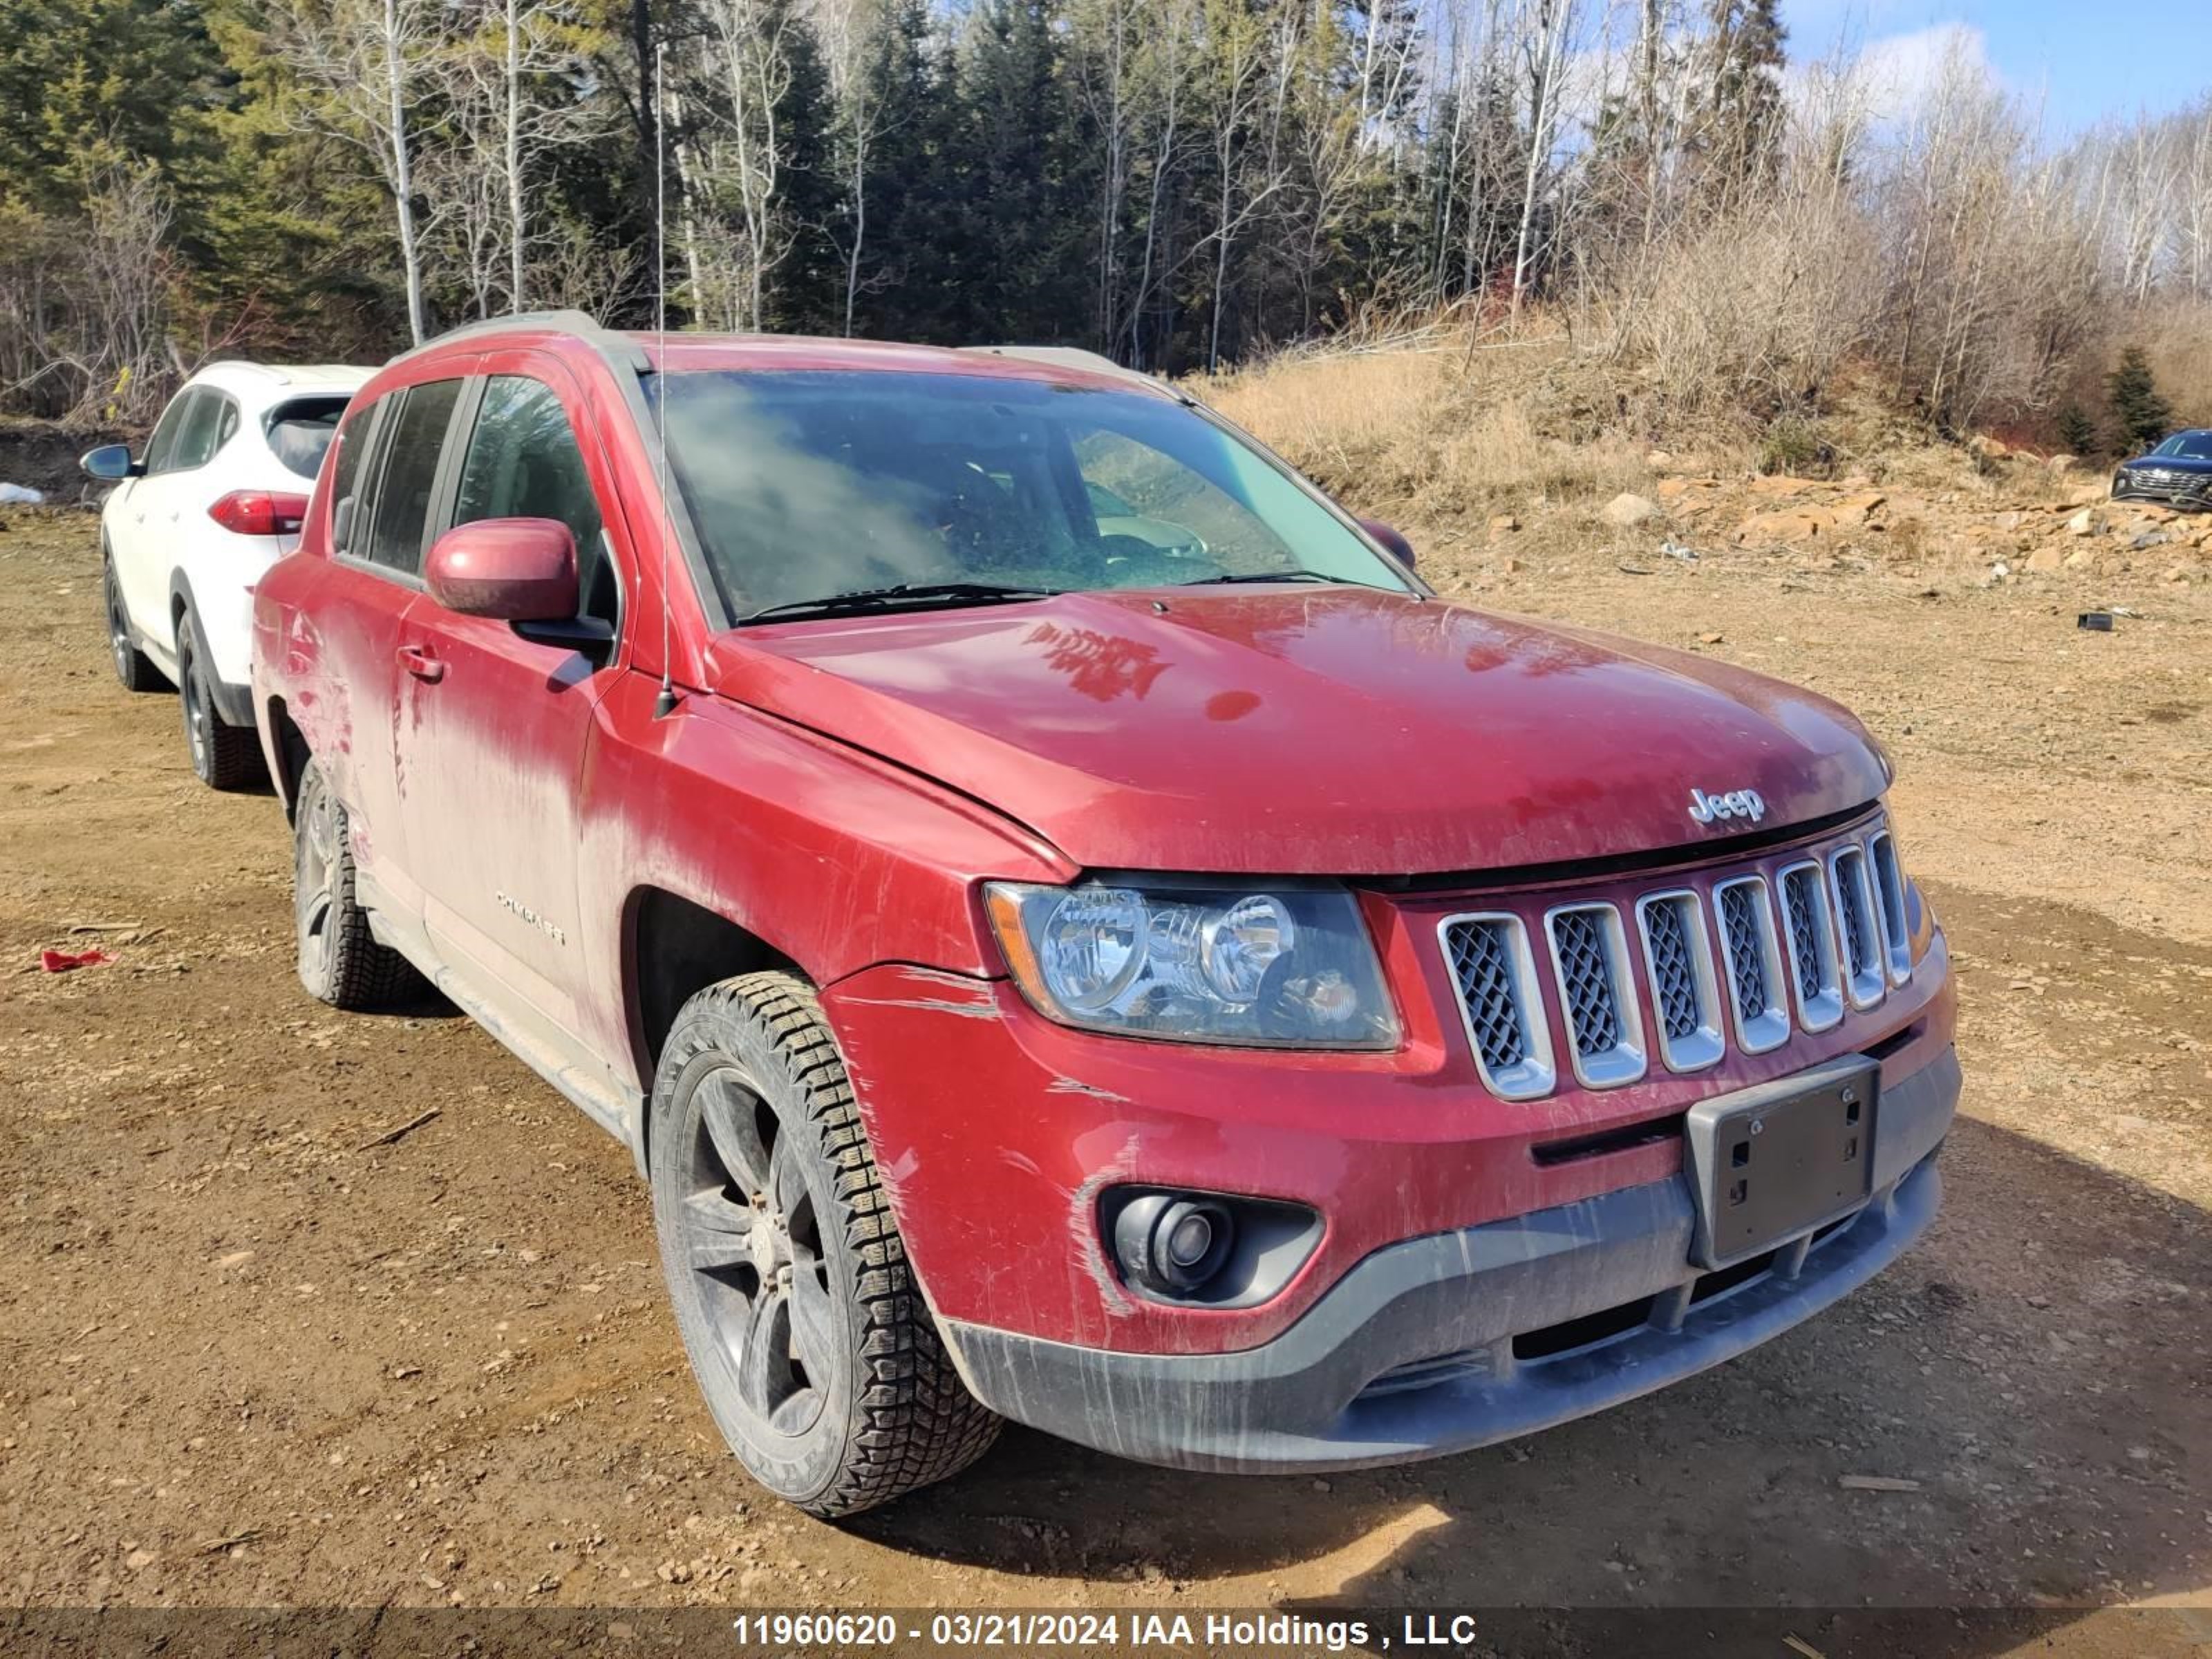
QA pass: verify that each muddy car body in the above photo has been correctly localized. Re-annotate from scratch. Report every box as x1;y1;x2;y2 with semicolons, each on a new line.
252;312;1958;1512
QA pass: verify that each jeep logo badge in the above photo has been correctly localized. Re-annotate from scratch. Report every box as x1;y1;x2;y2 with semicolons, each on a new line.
1689;786;1765;826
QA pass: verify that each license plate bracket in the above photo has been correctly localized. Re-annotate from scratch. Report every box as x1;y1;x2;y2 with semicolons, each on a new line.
1685;1055;1879;1270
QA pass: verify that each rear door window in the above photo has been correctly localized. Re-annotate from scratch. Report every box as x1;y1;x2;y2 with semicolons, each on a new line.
451;375;612;621
358;379;464;577
153;391;234;476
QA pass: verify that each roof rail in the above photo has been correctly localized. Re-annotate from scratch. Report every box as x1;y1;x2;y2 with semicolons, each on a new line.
957;344;1193;404
391;309;648;369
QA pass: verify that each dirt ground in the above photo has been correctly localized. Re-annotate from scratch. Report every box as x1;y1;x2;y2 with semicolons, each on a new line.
1;479;2206;1656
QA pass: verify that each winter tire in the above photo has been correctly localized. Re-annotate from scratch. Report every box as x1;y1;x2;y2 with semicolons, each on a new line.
649;971;1000;1517
178;616;263;790
104;552;162;693
292;759;420;1009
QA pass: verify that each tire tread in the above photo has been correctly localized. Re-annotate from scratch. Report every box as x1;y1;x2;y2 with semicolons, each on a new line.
661;972;1000;1517
296;762;422;1009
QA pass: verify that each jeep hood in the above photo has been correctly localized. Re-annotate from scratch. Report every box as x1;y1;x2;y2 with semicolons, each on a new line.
2121;453;2212;473
704;587;1888;876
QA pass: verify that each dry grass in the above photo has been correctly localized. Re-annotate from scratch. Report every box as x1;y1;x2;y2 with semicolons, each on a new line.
1194;328;1657;526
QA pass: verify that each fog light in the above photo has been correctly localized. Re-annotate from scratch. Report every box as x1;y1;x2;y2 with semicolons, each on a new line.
1112;1193;1235;1295
1165;1210;1214;1268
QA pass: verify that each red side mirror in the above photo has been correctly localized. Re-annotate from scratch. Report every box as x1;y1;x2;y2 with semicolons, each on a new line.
1359;517;1416;570
424;518;579;622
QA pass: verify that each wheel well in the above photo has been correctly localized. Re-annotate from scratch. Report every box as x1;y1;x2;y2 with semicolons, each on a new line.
266;697;310;819
627;888;803;1089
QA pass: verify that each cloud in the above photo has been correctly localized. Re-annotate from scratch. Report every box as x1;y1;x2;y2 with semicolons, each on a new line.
1850;22;2000;122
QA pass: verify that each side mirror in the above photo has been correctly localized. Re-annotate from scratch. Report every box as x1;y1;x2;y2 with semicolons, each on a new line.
424;518;579;623
1360;517;1415;570
80;444;139;481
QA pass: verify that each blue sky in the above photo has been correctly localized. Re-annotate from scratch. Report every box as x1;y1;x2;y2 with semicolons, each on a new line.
1780;0;2209;133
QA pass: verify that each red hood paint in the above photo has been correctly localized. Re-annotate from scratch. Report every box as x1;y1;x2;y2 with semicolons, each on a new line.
704;585;1887;876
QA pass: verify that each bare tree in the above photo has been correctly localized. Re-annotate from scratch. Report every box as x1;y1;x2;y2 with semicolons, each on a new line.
279;0;442;343
696;0;799;330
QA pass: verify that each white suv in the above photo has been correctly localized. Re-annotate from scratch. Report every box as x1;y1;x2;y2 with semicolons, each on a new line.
84;362;369;788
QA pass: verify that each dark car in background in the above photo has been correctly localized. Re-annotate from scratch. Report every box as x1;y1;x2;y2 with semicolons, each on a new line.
2112;429;2212;508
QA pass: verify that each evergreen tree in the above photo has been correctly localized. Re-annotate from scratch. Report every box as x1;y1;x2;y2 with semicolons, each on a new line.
1695;0;1785;190
2054;402;2098;459
2105;347;2173;453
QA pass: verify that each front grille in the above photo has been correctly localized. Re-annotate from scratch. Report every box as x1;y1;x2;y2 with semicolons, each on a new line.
1438;818;1911;1098
1545;905;1644;1087
1438;914;1553;1099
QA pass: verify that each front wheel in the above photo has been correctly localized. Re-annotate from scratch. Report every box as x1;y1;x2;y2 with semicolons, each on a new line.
648;972;1000;1517
104;554;162;693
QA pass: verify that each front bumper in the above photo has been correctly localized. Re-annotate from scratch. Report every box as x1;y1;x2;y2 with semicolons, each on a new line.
2112;476;2212;509
939;1046;1958;1473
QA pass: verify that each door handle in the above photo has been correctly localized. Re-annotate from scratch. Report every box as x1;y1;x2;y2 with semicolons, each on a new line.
397;643;445;684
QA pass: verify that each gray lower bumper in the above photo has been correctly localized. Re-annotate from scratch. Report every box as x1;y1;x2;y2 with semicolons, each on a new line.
942;1047;1959;1474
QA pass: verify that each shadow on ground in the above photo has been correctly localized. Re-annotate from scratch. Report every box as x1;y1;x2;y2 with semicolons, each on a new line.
852;1114;2209;1649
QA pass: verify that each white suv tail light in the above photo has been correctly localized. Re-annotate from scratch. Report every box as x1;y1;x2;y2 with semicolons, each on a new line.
208;491;309;536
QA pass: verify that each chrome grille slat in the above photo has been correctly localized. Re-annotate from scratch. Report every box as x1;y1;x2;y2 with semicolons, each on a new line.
1544;903;1646;1087
1721;885;1767;1022
1868;831;1913;984
1713;874;1790;1054
1437;912;1555;1100
1829;845;1886;1009
1635;890;1724;1072
1778;861;1844;1031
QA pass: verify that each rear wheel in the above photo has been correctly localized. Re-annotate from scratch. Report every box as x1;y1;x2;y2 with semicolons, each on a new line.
177;619;263;791
104;553;161;693
649;972;1000;1517
292;760;420;1009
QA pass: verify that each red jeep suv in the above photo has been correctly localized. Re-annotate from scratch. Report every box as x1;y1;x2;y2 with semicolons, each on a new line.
252;312;1958;1517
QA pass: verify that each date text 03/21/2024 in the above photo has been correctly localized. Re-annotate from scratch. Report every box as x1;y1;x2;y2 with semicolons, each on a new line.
727;1612;1509;1650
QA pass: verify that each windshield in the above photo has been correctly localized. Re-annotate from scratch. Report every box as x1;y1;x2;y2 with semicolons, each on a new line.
2153;432;2212;460
650;370;1412;621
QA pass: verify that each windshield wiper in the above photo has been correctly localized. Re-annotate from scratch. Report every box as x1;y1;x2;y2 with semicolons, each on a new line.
738;580;1063;625
1174;570;1366;588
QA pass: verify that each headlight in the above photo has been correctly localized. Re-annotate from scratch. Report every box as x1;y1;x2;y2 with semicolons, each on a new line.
984;880;1400;1049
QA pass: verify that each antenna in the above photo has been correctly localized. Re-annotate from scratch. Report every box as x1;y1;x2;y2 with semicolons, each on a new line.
650;39;679;722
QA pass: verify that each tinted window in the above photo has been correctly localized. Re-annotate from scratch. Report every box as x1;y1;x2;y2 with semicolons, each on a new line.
359;380;464;575
154;391;232;475
141;390;198;474
656;371;1409;619
265;395;352;480
328;402;379;555
453;376;612;620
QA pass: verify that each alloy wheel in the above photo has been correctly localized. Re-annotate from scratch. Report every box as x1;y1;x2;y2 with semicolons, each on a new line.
181;649;209;772
675;1068;837;1438
294;782;340;982
105;565;131;681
